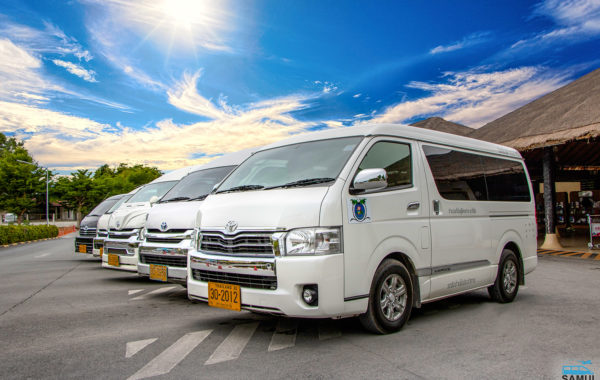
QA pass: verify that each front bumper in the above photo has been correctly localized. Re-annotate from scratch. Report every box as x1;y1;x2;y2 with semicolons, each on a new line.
187;251;347;318
74;237;94;254
102;238;139;272
92;237;105;257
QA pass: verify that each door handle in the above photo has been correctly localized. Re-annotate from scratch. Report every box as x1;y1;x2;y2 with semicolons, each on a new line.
407;201;420;211
433;199;440;215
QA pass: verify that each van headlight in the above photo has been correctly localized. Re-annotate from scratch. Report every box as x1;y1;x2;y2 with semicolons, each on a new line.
282;227;342;256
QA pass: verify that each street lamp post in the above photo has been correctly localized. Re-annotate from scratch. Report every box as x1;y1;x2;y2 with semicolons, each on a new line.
16;159;49;226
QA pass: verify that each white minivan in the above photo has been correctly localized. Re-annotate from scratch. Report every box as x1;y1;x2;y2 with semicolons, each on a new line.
102;166;201;272
137;149;253;284
187;124;537;334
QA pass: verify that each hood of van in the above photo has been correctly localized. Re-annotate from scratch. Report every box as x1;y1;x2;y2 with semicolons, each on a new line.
108;202;150;230
200;187;329;230
146;201;202;231
80;215;99;229
96;214;110;230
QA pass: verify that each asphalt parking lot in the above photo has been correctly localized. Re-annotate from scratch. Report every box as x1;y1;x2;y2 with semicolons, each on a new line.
1;235;598;379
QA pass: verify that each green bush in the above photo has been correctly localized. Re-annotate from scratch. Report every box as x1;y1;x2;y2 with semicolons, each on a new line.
0;224;59;245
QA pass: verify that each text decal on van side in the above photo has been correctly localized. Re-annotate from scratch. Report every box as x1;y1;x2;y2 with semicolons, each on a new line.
348;198;371;223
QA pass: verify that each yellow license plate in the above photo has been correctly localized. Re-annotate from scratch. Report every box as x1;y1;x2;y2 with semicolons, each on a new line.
78;244;87;253
208;282;241;311
107;254;119;267
99;247;103;257
149;264;168;282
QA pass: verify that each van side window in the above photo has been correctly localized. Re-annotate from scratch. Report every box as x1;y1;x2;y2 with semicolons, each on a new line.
357;141;412;189
423;146;487;201
480;156;531;202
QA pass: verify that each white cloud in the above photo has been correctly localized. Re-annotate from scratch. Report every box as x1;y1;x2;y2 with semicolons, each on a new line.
0;19;92;61
365;66;570;128
52;59;97;82
0;38;62;103
1;70;321;171
509;0;600;52
429;31;492;54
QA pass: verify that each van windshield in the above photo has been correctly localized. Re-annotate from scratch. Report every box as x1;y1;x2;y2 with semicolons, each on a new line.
160;166;236;203
127;181;177;203
88;197;120;216
107;195;130;214
217;137;363;193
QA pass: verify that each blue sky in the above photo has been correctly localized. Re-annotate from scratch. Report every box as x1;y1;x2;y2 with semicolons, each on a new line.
0;0;599;172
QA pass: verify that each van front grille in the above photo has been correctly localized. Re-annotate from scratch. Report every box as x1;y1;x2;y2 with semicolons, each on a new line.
191;269;277;290
140;254;187;267
200;230;274;257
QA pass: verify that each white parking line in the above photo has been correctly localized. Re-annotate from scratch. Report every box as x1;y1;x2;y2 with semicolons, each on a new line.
34;253;51;258
127;330;212;380
130;286;176;301
318;321;341;341
128;289;144;296
268;319;297;352
126;338;157;358
205;323;259;365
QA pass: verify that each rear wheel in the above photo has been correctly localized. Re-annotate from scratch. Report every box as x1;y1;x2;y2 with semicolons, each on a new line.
360;259;413;334
488;249;520;303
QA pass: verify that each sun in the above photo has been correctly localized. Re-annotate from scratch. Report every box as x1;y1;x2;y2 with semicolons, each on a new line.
160;0;208;28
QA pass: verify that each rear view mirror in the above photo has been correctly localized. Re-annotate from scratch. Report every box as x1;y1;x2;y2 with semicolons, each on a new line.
353;168;388;191
149;195;159;205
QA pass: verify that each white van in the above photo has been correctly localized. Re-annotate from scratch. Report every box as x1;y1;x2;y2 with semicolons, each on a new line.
102;166;201;272
138;149;253;284
187;124;537;334
92;190;137;257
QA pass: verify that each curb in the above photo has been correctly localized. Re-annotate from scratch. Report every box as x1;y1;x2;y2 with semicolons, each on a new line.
537;249;600;260
0;236;60;248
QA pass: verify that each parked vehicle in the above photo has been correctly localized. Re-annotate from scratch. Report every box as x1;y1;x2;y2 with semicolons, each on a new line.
138;149;253;284
2;213;16;223
187;124;537;334
102;166;202;271
75;194;129;255
92;191;137;257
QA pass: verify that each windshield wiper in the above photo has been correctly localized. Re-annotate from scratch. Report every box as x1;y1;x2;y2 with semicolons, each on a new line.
216;185;265;194
265;177;336;190
187;194;209;201
158;196;190;203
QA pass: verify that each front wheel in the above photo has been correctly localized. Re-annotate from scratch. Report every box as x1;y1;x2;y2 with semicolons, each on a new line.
360;259;413;334
488;249;520;303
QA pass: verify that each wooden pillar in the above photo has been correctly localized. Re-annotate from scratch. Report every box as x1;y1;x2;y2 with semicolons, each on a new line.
540;147;563;249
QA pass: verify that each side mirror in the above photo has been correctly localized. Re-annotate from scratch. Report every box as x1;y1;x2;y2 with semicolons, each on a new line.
352;168;388;191
149;195;159;205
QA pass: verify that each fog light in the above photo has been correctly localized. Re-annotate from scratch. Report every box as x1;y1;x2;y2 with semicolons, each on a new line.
302;285;318;306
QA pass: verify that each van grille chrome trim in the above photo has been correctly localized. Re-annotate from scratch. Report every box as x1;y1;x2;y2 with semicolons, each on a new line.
79;228;97;237
200;230;278;257
191;269;277;290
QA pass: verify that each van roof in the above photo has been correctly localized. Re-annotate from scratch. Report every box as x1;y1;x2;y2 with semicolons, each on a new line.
258;124;521;159
190;147;255;172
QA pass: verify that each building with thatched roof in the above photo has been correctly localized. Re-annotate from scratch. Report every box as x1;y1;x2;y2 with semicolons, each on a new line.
472;68;600;249
410;117;474;136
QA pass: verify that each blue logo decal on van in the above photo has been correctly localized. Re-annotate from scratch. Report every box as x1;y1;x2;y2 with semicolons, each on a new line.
562;361;594;380
348;198;370;223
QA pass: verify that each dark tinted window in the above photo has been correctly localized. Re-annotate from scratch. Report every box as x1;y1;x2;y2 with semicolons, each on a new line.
357;141;412;189
423;145;531;202
423;146;486;201
480;156;531;202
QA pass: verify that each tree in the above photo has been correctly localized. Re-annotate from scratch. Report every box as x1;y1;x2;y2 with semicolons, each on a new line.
54;164;162;226
0;133;48;223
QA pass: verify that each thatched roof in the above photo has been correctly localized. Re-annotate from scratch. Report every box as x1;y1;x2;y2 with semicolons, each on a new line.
471;68;600;150
409;117;474;136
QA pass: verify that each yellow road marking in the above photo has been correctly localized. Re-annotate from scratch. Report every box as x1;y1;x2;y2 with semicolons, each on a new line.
580;252;592;259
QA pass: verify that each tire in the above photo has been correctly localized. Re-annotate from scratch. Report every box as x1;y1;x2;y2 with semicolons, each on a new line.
488;249;520;303
360;259;413;334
